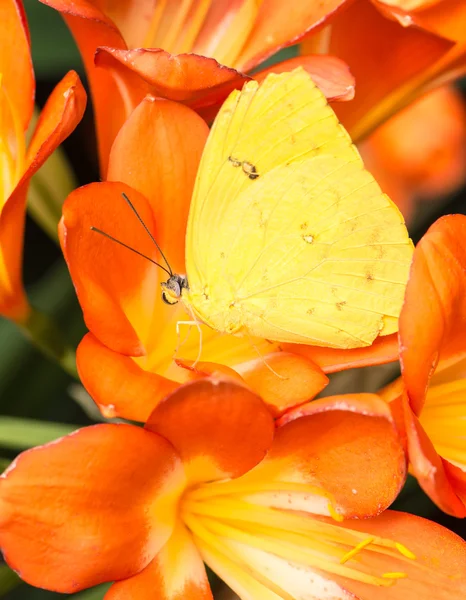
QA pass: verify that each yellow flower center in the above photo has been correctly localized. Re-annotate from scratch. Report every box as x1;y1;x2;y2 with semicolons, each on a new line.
181;478;417;596
420;377;466;469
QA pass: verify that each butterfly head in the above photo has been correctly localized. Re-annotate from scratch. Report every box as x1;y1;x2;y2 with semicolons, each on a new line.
161;274;188;305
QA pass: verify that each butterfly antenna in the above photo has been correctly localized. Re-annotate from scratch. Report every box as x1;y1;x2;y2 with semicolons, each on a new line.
90;227;172;276
121;192;173;276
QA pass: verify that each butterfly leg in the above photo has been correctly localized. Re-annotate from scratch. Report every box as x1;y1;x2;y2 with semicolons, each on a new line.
245;332;288;380
175;320;203;367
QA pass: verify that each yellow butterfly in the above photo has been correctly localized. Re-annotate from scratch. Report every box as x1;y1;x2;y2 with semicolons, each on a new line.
158;69;412;349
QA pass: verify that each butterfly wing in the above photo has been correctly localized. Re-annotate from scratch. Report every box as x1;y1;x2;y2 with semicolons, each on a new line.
185;69;413;348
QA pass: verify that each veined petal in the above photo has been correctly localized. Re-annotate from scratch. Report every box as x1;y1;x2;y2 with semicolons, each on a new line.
94;48;249;110
326;0;454;141
285;333;399;374
191;0;262;68
77;334;179;422
39;0;131;174
0;424;185;593
236;0;352;71
105;523;213;600
0;0;34;130
231;394;405;519
236;352;329;417
60;181;160;356
399;215;466;415
254;55;355;101
107;95;209;274
0;71;85;322
146;379;274;484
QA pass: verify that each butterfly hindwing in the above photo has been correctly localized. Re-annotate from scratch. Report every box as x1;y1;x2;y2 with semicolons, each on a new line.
184;69;413;348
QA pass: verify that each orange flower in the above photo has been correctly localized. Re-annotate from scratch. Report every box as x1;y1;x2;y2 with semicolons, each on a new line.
1;378;463;599
381;215;466;517
38;0;356;174
359;85;466;221
0;0;86;322
302;0;466;141
59;94;401;421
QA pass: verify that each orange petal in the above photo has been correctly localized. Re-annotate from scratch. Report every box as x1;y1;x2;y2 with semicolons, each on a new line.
0;424;185;593
332;510;466;599
399;215;466;415
77;334;179;422
95;47;250;111
189;0;260;67
327;0;454;141
106;523;213;600
402;395;466;517
0;71;86;321
374;0;466;43
25;70;87;167
236;352;329;417
175;358;245;385
236;0;352;71
145;379;274;484
60;181;160;356
284;333;399;373
254;55;355;101
246;394;406;518
107;95;209;274
39;0;132;175
363;85;466;201
0;0;34;130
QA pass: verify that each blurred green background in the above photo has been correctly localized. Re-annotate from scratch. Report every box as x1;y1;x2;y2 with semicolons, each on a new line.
0;0;465;597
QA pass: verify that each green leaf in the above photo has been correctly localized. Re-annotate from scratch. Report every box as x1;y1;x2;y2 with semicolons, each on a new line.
0;565;21;596
24;0;83;77
0;417;78;450
72;584;111;599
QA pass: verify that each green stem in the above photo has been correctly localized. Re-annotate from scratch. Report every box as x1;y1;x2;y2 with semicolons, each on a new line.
19;307;78;378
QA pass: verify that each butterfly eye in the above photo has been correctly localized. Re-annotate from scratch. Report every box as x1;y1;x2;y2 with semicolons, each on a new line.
162;291;178;305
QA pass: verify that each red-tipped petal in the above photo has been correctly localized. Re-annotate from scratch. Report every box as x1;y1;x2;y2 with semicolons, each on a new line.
254;55;355;101
25;70;87;168
399;215;466;415
107;95;208;274
95;47;250;110
60;181;160;356
106;524;213;600
236;352;329;417
0;0;34;130
146;379;274;484
77;334;179;422
0;424;185;593
245;394;406;518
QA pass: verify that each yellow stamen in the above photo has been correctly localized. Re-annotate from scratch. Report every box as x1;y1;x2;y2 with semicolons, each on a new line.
340;537;375;564
395;542;416;560
194;513;395;587
382;572;408;579
328;501;344;523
